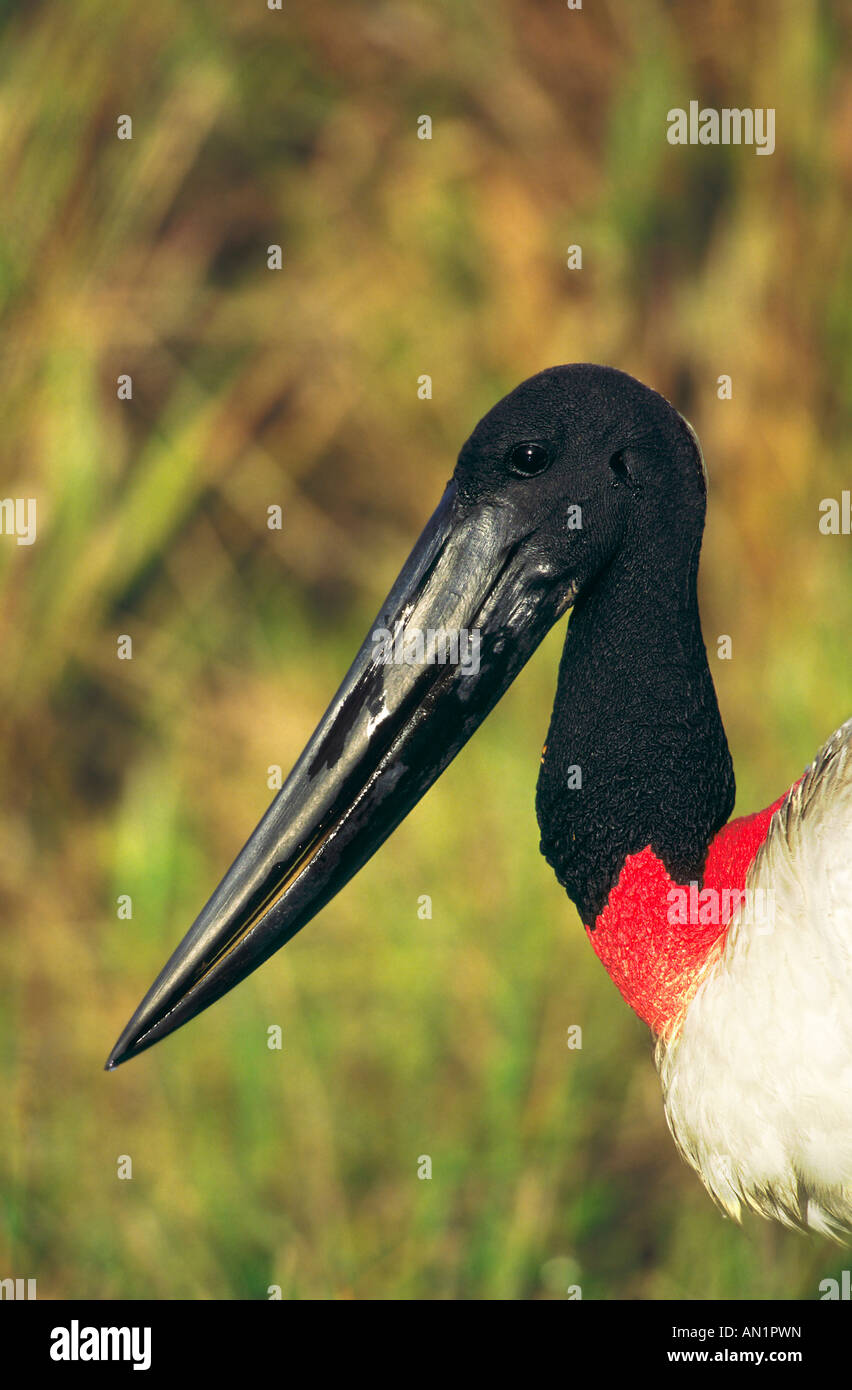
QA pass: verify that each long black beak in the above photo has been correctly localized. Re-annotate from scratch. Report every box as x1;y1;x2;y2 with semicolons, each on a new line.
106;482;572;1067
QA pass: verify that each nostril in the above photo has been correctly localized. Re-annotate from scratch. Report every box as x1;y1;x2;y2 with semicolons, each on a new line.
608;449;634;485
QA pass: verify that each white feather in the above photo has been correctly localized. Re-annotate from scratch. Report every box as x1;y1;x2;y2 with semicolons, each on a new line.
656;718;852;1237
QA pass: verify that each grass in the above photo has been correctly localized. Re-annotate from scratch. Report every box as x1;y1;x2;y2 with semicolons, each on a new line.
1;0;851;1298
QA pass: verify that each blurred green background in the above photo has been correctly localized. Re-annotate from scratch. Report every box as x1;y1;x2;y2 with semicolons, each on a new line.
1;0;851;1299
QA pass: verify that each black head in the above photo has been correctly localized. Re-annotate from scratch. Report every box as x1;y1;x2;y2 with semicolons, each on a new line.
453;363;708;610
106;364;731;1067
481;367;733;924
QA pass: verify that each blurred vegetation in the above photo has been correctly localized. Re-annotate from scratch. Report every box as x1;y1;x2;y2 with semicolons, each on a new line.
1;0;851;1299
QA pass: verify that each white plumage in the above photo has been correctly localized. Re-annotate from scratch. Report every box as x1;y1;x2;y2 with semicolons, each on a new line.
657;717;852;1237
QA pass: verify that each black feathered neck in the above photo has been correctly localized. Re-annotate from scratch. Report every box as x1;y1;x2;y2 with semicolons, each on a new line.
535;432;735;927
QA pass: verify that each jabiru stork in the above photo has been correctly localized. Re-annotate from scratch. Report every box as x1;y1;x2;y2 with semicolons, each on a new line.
107;365;852;1236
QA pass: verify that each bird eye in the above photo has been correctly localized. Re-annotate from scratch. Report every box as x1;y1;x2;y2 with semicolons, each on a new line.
509;442;550;477
608;449;635;485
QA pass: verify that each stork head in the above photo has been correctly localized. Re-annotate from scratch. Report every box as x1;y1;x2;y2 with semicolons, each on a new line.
107;364;713;1067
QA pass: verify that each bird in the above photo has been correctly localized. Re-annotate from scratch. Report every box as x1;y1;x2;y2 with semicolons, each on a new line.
107;364;852;1237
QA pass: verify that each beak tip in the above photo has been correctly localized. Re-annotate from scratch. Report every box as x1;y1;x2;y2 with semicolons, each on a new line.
104;1039;129;1071
105;1015;150;1071
105;985;196;1070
